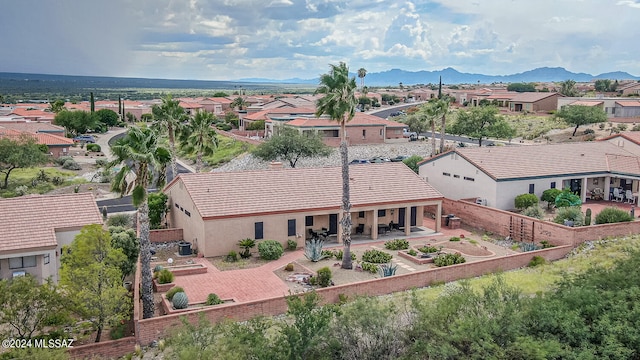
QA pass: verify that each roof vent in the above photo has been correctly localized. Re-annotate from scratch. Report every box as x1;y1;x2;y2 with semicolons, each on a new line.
269;161;284;170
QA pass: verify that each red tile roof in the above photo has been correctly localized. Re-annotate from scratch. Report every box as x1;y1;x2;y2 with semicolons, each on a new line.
0;128;73;146
599;131;640;145
0;121;65;133
615;100;640;107
244;107;317;121
286;112;406;128
422;142;640;180
508;92;562;103
0;193;103;253
165;162;442;219
569;100;604;106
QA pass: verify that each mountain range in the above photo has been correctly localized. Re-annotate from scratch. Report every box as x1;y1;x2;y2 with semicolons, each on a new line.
241;67;640;86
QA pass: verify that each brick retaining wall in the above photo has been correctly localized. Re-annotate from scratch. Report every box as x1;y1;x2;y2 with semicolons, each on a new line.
149;228;183;243
68;336;136;360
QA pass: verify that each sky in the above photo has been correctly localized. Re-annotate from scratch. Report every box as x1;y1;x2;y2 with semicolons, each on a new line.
1;0;639;81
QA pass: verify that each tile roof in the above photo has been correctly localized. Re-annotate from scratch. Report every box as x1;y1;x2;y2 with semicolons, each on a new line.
0;193;103;253
244;107;316;121
422;142;640;180
285;112;406;128
508;92;562;103
615;100;640;107
0;121;65;133
599;131;640;145
0;129;73;146
165;162;443;219
569;100;604;106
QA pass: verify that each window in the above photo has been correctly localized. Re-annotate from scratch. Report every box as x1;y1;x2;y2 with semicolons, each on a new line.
358;211;365;218
379;129;383;136
44;253;50;265
378;209;386;217
464;176;475;181
175;203;180;209
442;172;451;176
255;222;264;240
551;181;556;189
9;256;36;269
305;216;313;227
288;219;296;237
453;174;460;178
185;210;191;217
362;129;366;139
529;184;535;194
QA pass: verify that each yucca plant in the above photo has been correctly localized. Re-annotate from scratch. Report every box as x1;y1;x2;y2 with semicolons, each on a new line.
304;237;330;262
378;263;398;277
238;238;256;259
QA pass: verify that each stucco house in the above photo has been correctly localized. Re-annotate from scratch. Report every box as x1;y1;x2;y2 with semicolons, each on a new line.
0;193;103;284
508;92;563;112
0;128;74;157
164;162;444;257
600;131;640;156
558;97;640;120
418;142;640;210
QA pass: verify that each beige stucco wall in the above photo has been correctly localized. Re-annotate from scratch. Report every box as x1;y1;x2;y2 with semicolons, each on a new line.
166;182;206;253
0;248;55;284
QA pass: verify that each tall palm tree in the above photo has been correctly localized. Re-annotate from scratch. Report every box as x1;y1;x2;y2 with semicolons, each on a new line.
180;110;218;173
315;62;357;269
110;126;171;319
423;102;438;155
432;98;451;154
231;97;247;111
357;68;367;89
152;95;186;181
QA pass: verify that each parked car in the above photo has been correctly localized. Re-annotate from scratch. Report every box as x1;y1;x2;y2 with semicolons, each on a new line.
370;157;390;163
349;159;371;165
73;135;96;143
390;155;408;162
402;128;417;139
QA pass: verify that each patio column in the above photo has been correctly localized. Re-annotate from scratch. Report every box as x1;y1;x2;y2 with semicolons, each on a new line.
372;209;379;240
404;206;410;236
604;176;611;201
435;201;442;232
581;177;588;202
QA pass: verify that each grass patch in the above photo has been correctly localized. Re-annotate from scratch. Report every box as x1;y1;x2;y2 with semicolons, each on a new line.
180;135;255;170
0;167;85;198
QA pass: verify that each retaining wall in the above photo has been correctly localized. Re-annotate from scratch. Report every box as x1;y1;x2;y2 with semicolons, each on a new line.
149;228;183;243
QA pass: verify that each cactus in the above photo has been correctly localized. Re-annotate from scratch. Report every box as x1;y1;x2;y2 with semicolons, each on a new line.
172;292;189;309
378;263;398;277
153;265;164;273
585;208;592;226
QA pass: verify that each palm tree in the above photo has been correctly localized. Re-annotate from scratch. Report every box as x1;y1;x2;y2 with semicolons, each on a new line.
180;110;218;173
431;98;451;154
152;95;186;181
315;62;357;269
357;68;367;89
110;126;171;319
423;102;438;155
231;97;247;111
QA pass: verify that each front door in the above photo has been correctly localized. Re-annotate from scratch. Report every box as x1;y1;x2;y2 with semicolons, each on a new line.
410;206;417;226
398;208;406;227
329;214;338;235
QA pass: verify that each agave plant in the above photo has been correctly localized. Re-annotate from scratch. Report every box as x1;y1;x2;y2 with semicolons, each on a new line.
238;238;256;259
378;262;398;277
304;237;330;262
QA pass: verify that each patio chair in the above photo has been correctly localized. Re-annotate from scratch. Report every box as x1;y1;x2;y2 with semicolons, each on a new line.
591;188;604;201
613;188;624;202
626;190;636;204
355;224;364;235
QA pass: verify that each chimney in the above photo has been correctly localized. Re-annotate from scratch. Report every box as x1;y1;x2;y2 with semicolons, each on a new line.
269;161;284;170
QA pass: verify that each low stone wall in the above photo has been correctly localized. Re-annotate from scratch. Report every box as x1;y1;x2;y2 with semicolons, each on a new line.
67;336;136;360
134;245;572;345
149;228;183;243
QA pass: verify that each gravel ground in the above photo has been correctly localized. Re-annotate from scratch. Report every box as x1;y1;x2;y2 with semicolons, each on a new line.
212;140;446;172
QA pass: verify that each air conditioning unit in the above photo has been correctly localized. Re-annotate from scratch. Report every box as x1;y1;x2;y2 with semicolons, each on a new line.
12;271;26;278
475;198;487;206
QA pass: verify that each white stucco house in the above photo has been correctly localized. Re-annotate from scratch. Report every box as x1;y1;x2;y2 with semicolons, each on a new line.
418;142;640;210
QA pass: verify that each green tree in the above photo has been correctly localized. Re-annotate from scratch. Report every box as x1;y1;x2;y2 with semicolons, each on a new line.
357;67;367;89
212;91;229;97
180;109;218;173
224;111;239;127
60;224;130;342
403;155;423;174
449;106;516;146
541;188;562;209
109;226;139;280
0;275;68;340
231;97;247;110
152;95;187;181
423;98;451;155
246;119;265;131
558;79;579;97
53;110;99;137
95;108;119;127
514;193;539;210
315;62;358;269
555;105;607;136
110;126;171;319
148;192;169;229
0;134;49;189
507;83;536;92
48;99;66;113
252;127;331;168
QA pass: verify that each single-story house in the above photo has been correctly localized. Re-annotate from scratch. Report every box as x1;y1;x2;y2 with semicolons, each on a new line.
0;193;103;283
164;162;444;257
558;97;640;120
418;142;640;210
600;131;640;156
0;128;74;157
508;92;563;112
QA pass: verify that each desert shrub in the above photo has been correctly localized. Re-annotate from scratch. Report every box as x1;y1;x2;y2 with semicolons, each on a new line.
284;263;294;271
553;206;584;226
407;249;418;256
418;246;438;253
433;253;466;267
157;269;174;284
360;262;378;273
583;128;595;134
257;240;284;260
361;249;392;264
541;188;562;209
333;249;355;261
107;214;132;227
225;250;238;262
55;156;73;166
540;240;554;248
595;207;634;224
528;256;547;267
449;236;461;242
15;185;29;196
514;193;539;210
316;267;332;287
555;189;581;208
62;159;82;170
51;176;64;185
95;158;108;167
287;239;298;251
632;124;640;131
384;238;409;250
246;120;265;131
522;206;544;219
86;143;101;152
217;123;232;131
205;293;224;306
166;286;184;301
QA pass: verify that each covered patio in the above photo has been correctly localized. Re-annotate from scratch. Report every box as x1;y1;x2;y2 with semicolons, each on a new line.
580;174;639;205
